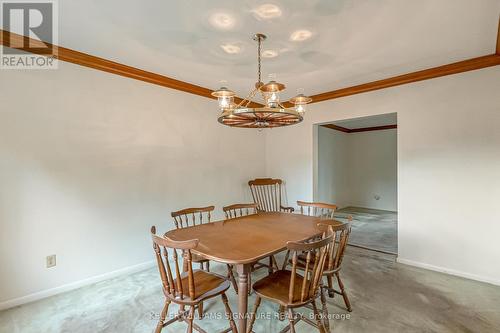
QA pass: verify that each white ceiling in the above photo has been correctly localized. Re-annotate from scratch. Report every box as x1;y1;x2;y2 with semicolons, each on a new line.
331;113;397;129
58;0;500;100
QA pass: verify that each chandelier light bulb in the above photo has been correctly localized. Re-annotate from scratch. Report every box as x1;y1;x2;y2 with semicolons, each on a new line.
295;104;305;114
266;91;280;108
218;96;230;109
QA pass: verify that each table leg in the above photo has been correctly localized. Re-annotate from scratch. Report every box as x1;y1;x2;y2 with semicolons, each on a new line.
236;264;251;333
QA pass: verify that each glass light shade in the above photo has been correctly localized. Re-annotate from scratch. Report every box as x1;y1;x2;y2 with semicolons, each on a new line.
211;86;236;110
295;103;306;114
218;95;233;109
289;93;312;115
264;91;280;108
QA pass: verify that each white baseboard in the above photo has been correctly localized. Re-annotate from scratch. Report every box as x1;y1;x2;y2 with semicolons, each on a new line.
0;260;156;311
396;258;500;287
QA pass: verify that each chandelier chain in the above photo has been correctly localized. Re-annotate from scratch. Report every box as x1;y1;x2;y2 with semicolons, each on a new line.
257;36;262;84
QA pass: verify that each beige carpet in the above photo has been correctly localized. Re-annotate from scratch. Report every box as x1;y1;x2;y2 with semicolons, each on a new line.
335;207;397;254
2;246;500;332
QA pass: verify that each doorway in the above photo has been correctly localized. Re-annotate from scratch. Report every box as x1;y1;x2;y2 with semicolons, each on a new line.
315;113;397;254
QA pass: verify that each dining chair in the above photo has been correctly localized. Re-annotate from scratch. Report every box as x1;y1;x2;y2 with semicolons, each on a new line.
283;202;353;319
171;206;238;303
223;203;258;220
247;230;334;333
248;178;294;213
171;206;215;272
297;201;338;219
319;219;352;314
289;220;353;323
150;226;238;333
281;201;338;272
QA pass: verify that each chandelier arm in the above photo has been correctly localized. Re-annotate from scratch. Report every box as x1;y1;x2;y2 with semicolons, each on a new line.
233;87;258;109
276;101;287;109
243;88;260;108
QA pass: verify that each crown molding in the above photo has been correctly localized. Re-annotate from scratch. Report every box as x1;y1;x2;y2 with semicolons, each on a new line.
322;124;397;133
2;27;499;109
0;29;262;107
283;54;500;107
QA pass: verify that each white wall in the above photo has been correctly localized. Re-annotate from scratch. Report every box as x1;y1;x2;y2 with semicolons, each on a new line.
266;67;500;285
1;60;499;309
317;127;397;211
317;126;350;207
0;61;265;306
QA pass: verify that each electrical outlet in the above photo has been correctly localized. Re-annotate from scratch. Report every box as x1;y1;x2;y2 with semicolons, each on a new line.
46;255;56;268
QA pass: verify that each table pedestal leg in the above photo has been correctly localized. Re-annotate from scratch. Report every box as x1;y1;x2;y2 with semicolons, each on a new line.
236;264;251;333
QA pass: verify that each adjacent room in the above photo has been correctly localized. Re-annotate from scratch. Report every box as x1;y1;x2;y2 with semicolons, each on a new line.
317;113;398;254
1;1;500;333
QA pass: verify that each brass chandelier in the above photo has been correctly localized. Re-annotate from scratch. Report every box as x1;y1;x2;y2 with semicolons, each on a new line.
213;33;312;128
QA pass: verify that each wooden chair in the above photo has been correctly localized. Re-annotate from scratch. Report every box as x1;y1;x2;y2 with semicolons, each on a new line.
223;203;258;220
288;220;353;330
319;220;352;314
285;203;352;321
281;201;338;272
171;206;215;272
248;178;294;213
150;227;238;333
171;206;238;297
248;230;334;333
297;201;338;219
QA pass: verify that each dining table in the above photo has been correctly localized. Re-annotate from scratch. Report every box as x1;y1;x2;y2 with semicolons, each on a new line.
164;211;344;333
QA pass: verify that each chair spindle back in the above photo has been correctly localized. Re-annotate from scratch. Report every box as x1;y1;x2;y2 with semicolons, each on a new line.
248;178;283;212
151;226;198;300
321;219;352;273
287;231;334;304
297;201;337;219
171;206;215;229
223;203;258;219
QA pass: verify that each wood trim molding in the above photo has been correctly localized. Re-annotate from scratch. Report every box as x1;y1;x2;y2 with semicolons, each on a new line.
283;54;500;107
496;16;500;55
322;124;397;133
2;25;499;108
0;29;262;107
350;124;397;133
322;124;351;133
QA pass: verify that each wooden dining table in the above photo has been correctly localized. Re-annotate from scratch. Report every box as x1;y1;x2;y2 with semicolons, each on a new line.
164;211;344;333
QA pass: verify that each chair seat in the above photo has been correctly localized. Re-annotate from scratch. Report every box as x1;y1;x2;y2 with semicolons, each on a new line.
191;253;209;263
172;270;229;301
252;270;312;305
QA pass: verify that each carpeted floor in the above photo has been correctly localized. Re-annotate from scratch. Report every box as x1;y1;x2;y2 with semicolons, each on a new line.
335;207;397;254
1;247;500;333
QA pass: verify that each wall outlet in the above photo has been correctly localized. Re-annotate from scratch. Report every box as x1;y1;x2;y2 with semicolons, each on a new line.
46;255;56;268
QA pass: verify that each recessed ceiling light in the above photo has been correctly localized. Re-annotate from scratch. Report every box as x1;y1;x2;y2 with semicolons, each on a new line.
209;12;236;30
290;29;313;42
252;4;282;20
262;50;278;58
220;43;242;54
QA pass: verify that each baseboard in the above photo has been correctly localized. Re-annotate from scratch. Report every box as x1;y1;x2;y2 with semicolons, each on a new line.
0;260;156;311
396;258;500;287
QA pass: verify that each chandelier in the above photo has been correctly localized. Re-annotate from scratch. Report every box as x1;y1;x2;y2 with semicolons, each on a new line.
213;33;312;128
